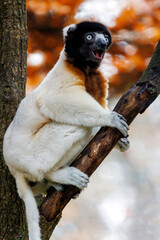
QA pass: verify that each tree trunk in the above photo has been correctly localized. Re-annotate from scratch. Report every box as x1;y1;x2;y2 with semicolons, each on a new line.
0;1;61;239
0;0;28;239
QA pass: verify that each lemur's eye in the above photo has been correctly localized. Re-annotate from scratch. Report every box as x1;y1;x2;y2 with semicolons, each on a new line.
104;35;109;43
86;34;93;41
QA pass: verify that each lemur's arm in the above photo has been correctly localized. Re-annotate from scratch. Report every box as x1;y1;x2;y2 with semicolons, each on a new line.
37;87;129;137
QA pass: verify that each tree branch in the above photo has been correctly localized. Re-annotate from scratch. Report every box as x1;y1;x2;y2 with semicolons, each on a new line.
40;41;160;226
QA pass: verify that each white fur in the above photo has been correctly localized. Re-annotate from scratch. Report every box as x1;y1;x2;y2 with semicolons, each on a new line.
63;24;76;38
15;173;41;240
3;34;129;240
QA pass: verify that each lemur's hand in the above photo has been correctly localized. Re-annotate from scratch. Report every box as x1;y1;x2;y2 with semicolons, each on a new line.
117;137;130;152
107;111;129;137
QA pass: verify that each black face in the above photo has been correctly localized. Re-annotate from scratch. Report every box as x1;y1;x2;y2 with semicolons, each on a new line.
81;32;110;63
64;21;112;71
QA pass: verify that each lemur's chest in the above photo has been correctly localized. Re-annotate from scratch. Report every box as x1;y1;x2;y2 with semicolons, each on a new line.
84;70;107;108
65;61;108;108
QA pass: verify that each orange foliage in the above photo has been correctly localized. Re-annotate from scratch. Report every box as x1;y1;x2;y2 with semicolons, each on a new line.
114;7;137;30
27;0;83;29
27;0;84;92
27;0;160;94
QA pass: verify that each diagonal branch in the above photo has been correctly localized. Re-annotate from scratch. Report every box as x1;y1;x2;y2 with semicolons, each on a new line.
40;40;160;225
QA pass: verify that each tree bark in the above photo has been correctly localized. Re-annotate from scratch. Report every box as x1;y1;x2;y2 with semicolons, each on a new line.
40;41;160;225
0;0;28;239
0;1;57;240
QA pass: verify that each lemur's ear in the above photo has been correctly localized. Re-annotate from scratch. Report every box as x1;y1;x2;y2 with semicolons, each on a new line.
63;24;76;38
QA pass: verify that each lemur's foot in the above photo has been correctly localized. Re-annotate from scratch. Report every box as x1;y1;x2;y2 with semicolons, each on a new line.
68;167;89;190
46;166;89;190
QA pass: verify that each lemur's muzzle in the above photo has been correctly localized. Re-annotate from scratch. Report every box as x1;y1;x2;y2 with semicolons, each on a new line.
91;39;107;60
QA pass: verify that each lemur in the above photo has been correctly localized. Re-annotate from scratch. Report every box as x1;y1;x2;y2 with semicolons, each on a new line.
3;21;129;240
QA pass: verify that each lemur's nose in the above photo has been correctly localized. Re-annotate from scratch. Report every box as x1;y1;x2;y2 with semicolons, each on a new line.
97;39;107;49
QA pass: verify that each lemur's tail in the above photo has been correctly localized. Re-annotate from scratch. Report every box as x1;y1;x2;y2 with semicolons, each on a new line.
15;173;41;240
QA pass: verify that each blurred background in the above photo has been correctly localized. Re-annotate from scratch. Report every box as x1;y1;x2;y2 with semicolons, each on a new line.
27;0;160;239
